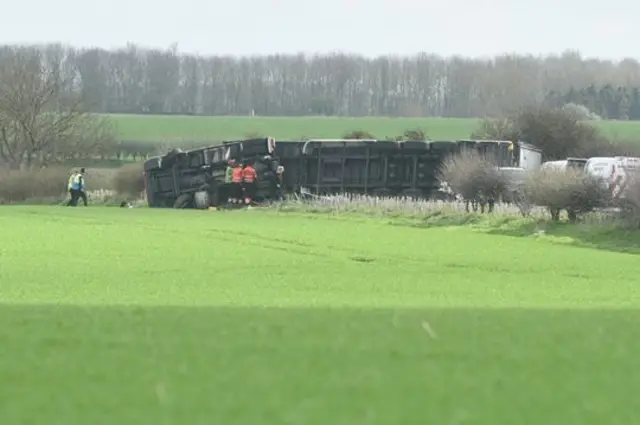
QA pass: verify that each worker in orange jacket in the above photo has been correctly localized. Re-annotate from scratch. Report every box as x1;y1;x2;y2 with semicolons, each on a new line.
231;162;244;204
242;162;258;205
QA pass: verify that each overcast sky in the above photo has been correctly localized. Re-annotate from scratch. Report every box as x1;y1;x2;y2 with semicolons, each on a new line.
2;0;637;59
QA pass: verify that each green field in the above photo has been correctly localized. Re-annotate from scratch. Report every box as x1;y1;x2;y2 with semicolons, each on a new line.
109;114;640;142
2;206;640;424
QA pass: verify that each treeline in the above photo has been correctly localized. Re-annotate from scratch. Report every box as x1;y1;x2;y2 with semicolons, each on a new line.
546;85;640;120
3;43;640;118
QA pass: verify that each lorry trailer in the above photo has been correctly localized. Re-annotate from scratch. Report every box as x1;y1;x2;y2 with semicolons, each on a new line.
142;137;542;209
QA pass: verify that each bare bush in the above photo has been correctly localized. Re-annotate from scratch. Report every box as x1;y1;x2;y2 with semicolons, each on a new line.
438;150;507;213
343;130;375;139
399;128;428;141
112;163;144;196
524;168;611;222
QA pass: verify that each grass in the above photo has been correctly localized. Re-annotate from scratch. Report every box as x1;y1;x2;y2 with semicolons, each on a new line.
2;206;640;424
106;114;640;143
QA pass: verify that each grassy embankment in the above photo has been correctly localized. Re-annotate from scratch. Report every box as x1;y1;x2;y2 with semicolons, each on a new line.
1;205;640;425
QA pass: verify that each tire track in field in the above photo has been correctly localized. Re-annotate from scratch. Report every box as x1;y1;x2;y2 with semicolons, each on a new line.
214;229;567;277
77;214;550;275
28;210;424;265
197;227;359;262
124;222;341;261
216;228;553;277
123;221;403;264
196;227;425;266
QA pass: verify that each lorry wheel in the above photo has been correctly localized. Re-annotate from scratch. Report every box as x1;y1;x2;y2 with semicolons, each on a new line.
193;191;210;209
173;193;192;209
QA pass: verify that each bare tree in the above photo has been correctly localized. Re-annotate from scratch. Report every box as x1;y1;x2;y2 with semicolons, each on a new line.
472;105;603;160
0;47;115;168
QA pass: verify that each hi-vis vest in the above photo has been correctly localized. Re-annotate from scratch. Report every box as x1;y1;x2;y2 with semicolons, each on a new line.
225;166;234;183
243;166;257;183
68;173;81;190
232;167;243;183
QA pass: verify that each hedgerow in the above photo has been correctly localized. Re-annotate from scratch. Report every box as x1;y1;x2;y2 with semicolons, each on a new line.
112;163;145;197
0;167;113;204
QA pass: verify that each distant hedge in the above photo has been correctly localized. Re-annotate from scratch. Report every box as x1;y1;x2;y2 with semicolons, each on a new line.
0;167;113;204
112;163;145;197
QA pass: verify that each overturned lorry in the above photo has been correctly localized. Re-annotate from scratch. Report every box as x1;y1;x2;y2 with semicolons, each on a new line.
143;137;281;208
142;137;542;209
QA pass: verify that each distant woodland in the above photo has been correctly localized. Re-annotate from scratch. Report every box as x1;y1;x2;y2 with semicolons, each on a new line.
2;43;640;119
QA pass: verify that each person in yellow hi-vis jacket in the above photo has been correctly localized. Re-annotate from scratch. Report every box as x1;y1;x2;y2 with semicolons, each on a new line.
66;170;78;205
225;159;236;203
507;142;516;166
66;168;87;206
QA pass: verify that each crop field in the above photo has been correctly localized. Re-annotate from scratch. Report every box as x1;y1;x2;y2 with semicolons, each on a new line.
109;114;640;143
2;206;640;424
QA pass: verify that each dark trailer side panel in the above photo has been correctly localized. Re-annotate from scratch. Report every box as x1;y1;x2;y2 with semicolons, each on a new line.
279;140;443;197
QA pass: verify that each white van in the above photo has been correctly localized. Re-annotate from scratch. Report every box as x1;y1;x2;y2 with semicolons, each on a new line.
541;160;569;172
584;156;640;199
540;157;588;172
